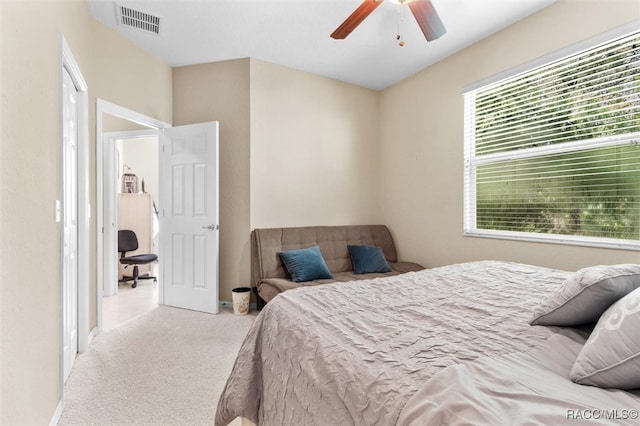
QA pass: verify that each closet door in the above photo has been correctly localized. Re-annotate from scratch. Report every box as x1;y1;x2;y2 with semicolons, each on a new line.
62;67;79;382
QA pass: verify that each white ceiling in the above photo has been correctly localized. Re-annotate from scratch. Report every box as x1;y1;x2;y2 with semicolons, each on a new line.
87;0;556;90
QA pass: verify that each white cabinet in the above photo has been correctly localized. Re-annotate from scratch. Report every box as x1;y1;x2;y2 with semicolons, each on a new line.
118;193;153;278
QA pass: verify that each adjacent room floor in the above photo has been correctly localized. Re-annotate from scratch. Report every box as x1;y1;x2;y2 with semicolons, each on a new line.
102;267;159;332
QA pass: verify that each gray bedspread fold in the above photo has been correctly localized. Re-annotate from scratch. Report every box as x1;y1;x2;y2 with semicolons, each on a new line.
398;329;640;425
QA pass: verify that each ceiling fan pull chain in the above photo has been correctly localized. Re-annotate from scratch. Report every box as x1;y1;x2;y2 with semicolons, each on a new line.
397;3;405;47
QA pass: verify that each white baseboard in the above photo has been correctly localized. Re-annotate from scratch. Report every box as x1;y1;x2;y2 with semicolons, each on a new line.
219;300;257;311
49;399;63;426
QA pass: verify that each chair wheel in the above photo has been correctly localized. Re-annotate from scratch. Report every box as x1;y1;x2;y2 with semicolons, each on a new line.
132;283;137;288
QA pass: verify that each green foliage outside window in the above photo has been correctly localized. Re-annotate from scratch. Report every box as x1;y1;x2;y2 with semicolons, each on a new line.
476;145;640;239
472;32;640;242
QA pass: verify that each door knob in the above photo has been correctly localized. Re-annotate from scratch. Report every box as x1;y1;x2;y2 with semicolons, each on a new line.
202;224;218;231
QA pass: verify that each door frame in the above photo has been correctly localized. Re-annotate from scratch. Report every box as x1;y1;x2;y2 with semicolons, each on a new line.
96;99;170;333
58;35;89;416
103;129;160;298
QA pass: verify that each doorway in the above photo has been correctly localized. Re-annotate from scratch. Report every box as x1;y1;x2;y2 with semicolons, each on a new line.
58;36;91;423
103;132;161;331
59;36;89;402
96;100;170;333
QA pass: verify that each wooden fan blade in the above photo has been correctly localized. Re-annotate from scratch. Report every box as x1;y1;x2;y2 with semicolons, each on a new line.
408;0;446;42
330;0;384;39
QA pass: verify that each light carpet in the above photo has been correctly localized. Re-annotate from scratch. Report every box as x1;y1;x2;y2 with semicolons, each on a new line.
59;305;257;425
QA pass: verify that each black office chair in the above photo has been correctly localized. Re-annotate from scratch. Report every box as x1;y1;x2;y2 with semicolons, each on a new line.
118;230;158;288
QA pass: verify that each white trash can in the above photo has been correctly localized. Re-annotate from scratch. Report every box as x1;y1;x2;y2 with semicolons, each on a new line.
232;287;251;315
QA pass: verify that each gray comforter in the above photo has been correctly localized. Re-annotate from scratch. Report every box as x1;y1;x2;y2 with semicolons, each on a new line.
215;261;629;425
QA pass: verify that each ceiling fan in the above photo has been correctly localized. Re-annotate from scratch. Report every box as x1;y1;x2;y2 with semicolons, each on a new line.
330;0;446;45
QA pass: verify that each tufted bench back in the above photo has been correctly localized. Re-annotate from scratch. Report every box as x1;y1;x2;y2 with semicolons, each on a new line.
251;225;398;286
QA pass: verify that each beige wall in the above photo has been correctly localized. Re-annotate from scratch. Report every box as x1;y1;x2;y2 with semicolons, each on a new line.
249;59;380;229
173;58;381;301
379;0;640;270
0;0;172;423
173;59;252;302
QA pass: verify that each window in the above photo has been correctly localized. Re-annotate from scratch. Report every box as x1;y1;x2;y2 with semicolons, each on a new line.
464;29;640;249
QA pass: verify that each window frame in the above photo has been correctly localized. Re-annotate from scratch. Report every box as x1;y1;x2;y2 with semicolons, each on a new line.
463;22;640;251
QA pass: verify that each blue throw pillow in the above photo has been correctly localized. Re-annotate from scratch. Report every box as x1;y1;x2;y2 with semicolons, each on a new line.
348;245;392;274
279;245;333;282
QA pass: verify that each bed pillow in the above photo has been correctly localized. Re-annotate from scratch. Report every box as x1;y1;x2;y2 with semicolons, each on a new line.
348;245;392;274
570;286;640;389
530;264;640;326
279;245;333;282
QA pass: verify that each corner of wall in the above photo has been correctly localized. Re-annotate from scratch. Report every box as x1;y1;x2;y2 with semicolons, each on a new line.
172;58;252;301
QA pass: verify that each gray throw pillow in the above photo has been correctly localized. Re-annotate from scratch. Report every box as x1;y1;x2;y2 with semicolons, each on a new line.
570;286;640;389
530;264;640;326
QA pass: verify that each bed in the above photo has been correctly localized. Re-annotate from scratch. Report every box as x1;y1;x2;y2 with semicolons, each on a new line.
215;261;640;425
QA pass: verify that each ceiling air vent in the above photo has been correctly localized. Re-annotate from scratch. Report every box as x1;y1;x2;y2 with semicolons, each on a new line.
116;4;160;35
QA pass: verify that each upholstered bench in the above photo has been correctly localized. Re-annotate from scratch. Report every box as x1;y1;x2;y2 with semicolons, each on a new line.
251;225;424;308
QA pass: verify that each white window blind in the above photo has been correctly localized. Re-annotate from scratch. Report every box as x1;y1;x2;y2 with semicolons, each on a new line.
464;30;640;249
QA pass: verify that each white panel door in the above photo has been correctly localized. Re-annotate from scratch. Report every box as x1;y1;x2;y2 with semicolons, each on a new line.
161;122;219;313
62;68;78;381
